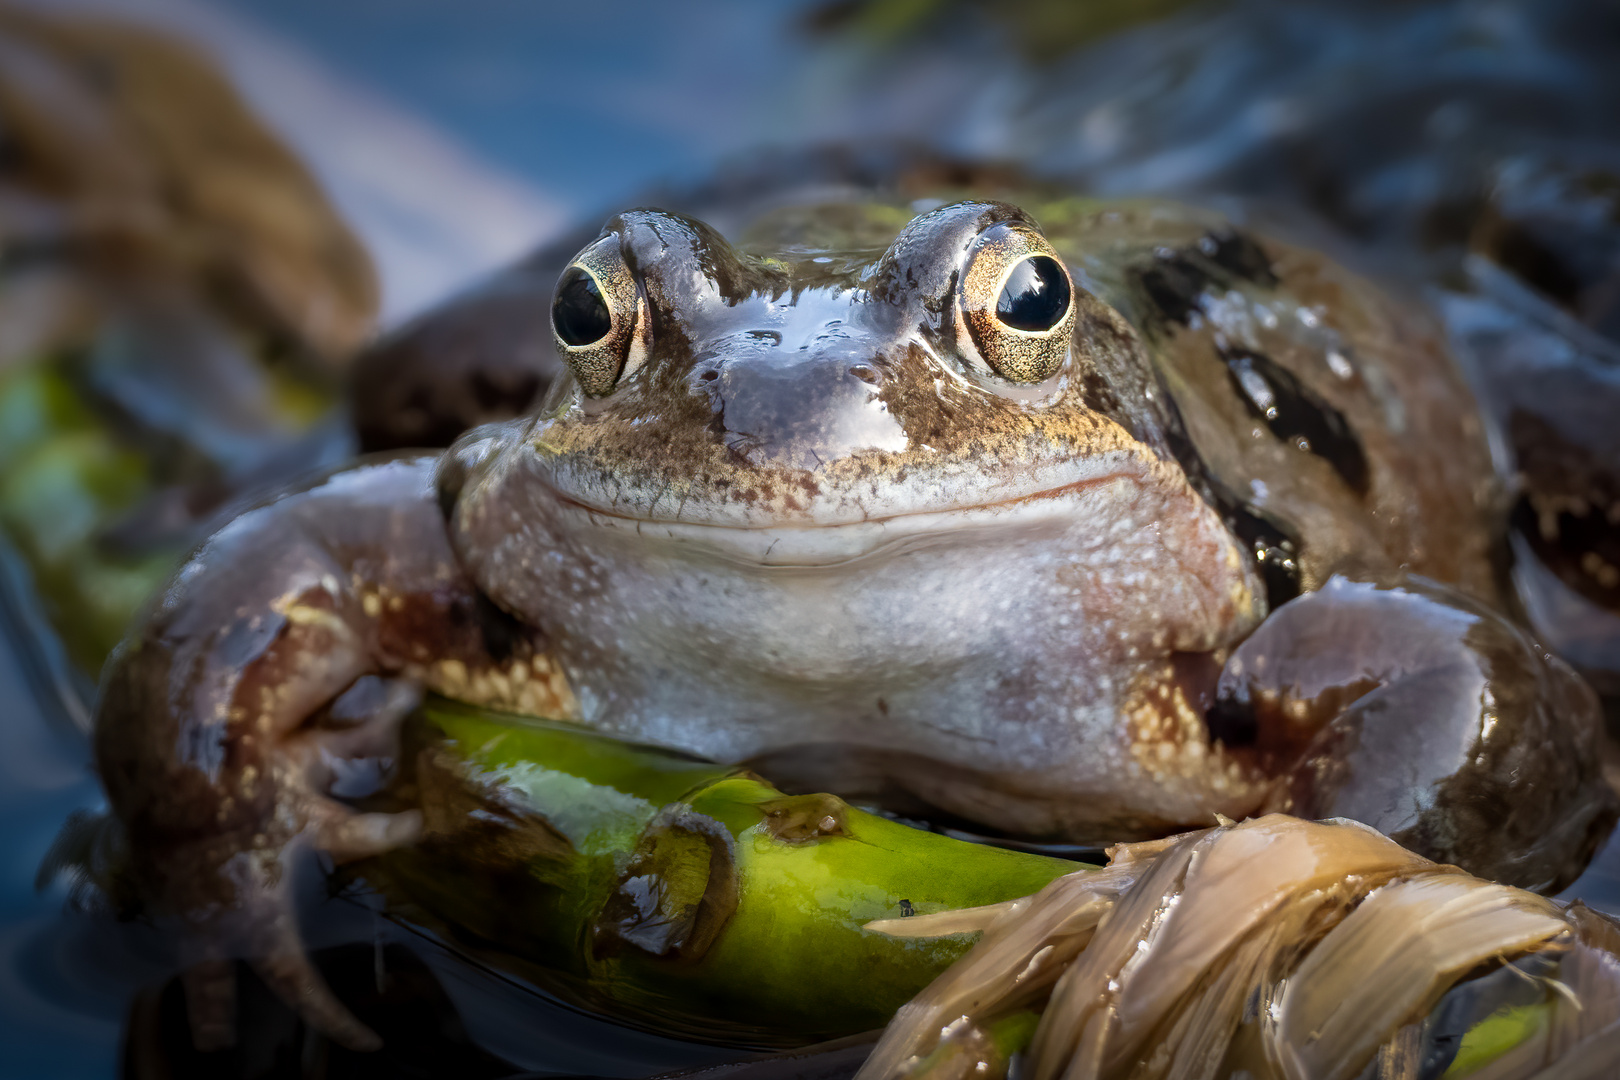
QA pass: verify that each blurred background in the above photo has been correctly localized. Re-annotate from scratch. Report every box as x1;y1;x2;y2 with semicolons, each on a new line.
2;0;1618;1075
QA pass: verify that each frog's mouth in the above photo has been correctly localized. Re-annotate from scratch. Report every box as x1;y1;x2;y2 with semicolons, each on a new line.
540;468;1149;568
523;427;1197;567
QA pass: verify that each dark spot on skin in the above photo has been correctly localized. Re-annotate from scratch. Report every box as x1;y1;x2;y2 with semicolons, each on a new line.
1207;673;1377;780
1197;230;1278;287
876;697;889;716
1225;503;1303;609
1136;249;1211;326
1508;410;1620;613
1203;695;1259;748
849;364;881;385
1156;390;1304;608
1132;231;1277;329
1220;346;1370;496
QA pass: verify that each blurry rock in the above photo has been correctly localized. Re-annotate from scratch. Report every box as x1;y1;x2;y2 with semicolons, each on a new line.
0;3;376;366
0;5;376;712
1473;155;1620;344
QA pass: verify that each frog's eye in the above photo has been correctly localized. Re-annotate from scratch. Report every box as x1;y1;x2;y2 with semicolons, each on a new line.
552;237;646;396
553;267;611;346
996;256;1070;331
960;224;1077;383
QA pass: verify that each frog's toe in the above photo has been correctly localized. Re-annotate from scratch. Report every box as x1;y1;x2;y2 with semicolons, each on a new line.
305;799;423;863
250;918;383;1052
174;870;383;1054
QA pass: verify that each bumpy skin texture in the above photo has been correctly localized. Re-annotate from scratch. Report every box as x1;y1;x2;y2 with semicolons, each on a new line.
96;191;1615;1046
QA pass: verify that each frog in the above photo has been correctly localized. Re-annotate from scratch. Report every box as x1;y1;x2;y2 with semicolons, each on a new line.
93;187;1617;1051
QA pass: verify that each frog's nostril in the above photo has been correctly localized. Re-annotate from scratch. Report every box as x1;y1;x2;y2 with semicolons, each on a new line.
847;364;882;385
699;370;719;382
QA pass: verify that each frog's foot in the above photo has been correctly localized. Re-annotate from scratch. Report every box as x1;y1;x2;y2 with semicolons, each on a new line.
175;803;420;1053
145;680;426;1053
1213;573;1617;891
90;457;513;1052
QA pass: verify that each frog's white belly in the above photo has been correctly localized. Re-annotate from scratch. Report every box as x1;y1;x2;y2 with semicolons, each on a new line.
456;446;1265;836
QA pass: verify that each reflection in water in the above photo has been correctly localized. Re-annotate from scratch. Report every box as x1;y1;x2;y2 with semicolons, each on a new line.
118;935;751;1080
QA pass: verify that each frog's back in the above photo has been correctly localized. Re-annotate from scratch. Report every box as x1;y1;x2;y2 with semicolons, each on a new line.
1037;198;1499;606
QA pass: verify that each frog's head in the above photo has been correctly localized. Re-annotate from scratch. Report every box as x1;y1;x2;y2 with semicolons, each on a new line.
489;201;1216;544
446;201;1270;840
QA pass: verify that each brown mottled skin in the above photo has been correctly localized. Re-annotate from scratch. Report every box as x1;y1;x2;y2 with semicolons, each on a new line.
1054;201;1500;597
97;192;1615;1048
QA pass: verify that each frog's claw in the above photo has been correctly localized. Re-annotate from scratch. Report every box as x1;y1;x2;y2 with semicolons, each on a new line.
172;740;421;1052
306;801;424;864
248;901;384;1053
175;839;396;1055
103;665;424;1052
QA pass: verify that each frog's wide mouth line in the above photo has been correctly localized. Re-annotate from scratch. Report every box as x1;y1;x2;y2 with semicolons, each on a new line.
539;471;1145;567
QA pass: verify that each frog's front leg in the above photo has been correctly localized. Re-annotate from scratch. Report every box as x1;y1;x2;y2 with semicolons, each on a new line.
93;454;564;1050
1208;575;1616;892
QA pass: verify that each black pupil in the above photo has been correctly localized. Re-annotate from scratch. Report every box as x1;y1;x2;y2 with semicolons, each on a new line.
995;255;1070;331
553;266;612;347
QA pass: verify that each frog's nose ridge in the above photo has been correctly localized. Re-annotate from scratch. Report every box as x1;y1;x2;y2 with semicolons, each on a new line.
694;338;909;470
